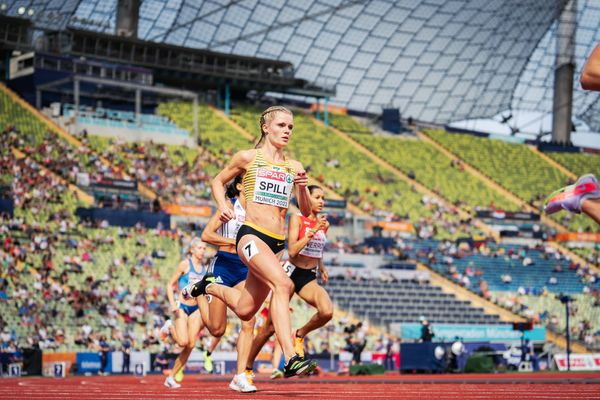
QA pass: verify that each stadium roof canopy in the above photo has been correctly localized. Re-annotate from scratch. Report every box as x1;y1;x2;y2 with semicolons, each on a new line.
2;0;600;131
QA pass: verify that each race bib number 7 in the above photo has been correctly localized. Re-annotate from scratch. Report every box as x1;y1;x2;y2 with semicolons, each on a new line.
243;240;259;261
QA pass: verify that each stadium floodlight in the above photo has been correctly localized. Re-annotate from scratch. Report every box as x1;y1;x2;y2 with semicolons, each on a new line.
17;6;25;15
0;3;7;11
27;8;34;16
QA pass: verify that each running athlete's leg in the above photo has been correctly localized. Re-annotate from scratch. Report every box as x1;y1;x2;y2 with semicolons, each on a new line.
582;198;600;224
204;328;220;375
296;282;333;338
197;295;211;331
234;235;296;361
233;280;256;375
246;306;276;370
206;270;271;321
272;340;282;370
187;311;203;349
173;310;190;348
199;294;227;338
207;335;221;353
170;311;201;378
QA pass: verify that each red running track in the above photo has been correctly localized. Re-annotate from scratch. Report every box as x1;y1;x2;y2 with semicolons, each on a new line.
3;372;600;400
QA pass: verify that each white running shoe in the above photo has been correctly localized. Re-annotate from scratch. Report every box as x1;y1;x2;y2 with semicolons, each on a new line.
229;372;257;393
164;376;181;389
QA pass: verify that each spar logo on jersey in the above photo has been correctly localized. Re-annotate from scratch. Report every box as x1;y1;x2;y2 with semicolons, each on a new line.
257;169;288;182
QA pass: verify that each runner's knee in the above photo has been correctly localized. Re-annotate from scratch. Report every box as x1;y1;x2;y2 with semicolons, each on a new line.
241;317;256;332
319;307;333;322
175;333;188;348
237;303;260;321
209;325;226;338
274;278;294;296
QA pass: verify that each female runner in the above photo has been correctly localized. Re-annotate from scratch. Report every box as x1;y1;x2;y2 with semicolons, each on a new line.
184;106;317;377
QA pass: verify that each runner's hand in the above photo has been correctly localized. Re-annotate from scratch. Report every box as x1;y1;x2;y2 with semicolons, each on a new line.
319;267;329;284
317;214;329;231
294;170;308;188
219;205;235;223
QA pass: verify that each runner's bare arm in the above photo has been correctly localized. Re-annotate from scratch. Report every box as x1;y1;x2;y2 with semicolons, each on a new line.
581;44;600;91
291;159;311;217
212;149;254;222
167;261;186;312
287;214;315;258
201;209;236;247
318;258;329;283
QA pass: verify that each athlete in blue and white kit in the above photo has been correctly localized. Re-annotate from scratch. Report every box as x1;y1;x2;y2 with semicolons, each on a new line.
199;175;257;393
164;238;209;388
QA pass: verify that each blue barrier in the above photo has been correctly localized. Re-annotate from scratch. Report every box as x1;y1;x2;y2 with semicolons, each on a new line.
537;142;580;153
75;207;170;229
0;351;22;368
400;343;446;372
400;342;508;372
400;323;546;342
75;353;103;374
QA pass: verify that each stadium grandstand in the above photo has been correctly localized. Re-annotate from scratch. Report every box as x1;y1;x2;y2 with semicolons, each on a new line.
1;0;600;398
